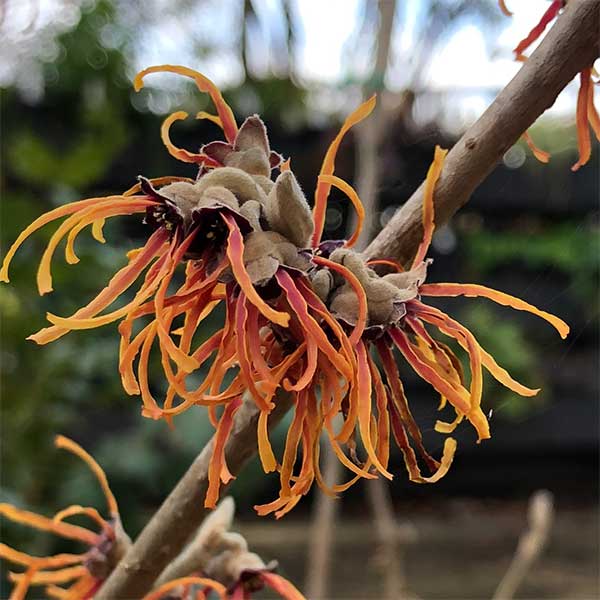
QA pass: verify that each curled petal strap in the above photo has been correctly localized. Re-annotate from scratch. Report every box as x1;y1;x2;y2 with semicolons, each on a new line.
587;73;600;141
134;64;238;143
222;213;290;327
31;229;171;343
355;340;393;479
52;505;109;533
311;95;376;247
55;436;119;517
159;111;220;166
376;339;440;472
123;175;195;196
412;145;447;267
418;282;569;338
498;0;512;17
205;396;243;509
317;174;365;247
366;258;404;272
522;131;550;163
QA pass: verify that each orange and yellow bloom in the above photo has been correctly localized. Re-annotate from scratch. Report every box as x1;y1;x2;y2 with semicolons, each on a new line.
3;65;569;518
0;436;130;600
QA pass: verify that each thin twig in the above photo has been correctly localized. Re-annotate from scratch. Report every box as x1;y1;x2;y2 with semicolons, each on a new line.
493;490;555;600
97;3;599;597
303;437;339;599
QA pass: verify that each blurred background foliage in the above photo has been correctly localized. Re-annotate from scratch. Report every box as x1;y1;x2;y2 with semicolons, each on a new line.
0;0;598;598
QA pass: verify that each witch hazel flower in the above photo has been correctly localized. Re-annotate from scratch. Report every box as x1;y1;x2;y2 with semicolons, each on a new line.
499;0;600;170
0;436;130;600
1;65;311;422
245;131;568;517
3;64;570;518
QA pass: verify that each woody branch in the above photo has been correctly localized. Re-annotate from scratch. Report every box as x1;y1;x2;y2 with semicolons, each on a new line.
96;1;600;598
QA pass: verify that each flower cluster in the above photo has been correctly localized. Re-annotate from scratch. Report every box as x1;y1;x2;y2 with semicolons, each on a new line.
499;0;599;170
2;65;569;519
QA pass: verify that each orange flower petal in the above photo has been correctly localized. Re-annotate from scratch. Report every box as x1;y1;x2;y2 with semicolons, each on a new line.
513;0;562;59
36;198;153;295
354;340;393;479
55;435;118;517
317;174;365;247
29;228;170;345
205;396;243;509
222;213;290;327
376;339;440;473
412;145;448;267
123;175;195;197
522;131;550;163
410;309;488;442
52;505;109;534
390;328;471;415
587;72;600;141
134;64;238;144
258;409;278;473
275;270;351;379
0;545;85;569
234;292;273;411
158;111;221;165
279;392;307;497
418;282;569;338
0;195;134;284
143;577;227;600
368;354;391;470
411;301;540;398
8;563;38;600
572;68;593;171
9;566;87;586
0;504;98;546
366;258;404;272
311;95;376;247
498;0;513;17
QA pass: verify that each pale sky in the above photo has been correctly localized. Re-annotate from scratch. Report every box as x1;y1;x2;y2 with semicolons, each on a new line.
1;0;589;126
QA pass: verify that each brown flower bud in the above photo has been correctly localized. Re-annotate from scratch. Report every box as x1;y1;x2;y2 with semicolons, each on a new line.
198;186;240;212
310;268;334;302
265;171;314;248
159;181;204;227
195;167;268;206
238;199;263;231
243;231;300;285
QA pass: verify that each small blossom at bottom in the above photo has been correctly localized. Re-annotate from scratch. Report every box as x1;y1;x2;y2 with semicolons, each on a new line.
0;436;130;600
